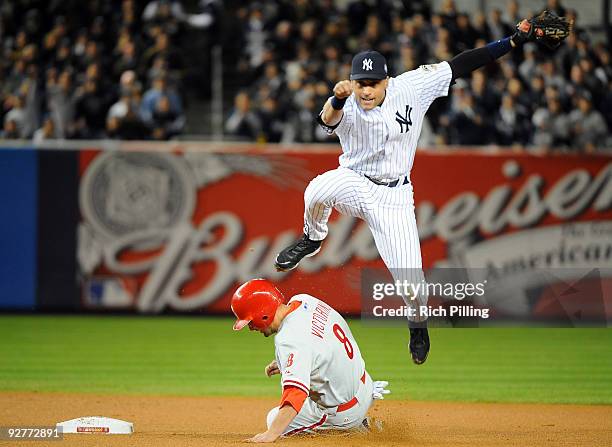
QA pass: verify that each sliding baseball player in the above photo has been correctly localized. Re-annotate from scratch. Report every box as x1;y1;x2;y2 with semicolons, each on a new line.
231;278;389;442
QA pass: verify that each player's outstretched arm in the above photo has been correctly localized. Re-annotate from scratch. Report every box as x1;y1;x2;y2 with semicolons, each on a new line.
447;10;572;81
246;404;298;443
320;80;352;126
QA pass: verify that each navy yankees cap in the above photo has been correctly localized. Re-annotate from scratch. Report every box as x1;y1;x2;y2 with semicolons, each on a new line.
350;50;388;80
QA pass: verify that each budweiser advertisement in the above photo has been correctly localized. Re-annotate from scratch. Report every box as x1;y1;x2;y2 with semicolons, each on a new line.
77;145;612;320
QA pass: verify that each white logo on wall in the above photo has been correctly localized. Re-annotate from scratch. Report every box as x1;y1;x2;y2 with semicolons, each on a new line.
80;152;195;239
362;58;373;71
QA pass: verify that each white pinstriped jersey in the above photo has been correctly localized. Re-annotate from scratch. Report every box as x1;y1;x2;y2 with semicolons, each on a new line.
330;61;453;181
274;294;365;408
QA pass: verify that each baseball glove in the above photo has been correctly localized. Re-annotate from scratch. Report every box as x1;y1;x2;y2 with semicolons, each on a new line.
513;10;573;50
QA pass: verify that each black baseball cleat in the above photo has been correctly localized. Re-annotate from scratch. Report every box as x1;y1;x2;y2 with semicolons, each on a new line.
409;327;430;365
274;234;322;271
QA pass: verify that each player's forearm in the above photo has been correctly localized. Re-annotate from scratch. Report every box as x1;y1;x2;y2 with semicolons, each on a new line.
321;98;344;127
320;80;352;127
267;404;298;438
448;37;516;81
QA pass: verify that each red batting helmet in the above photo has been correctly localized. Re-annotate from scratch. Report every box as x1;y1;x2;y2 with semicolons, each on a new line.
231;279;285;331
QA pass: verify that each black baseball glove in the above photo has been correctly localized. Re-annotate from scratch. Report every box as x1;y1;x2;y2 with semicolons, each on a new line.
512;10;573;50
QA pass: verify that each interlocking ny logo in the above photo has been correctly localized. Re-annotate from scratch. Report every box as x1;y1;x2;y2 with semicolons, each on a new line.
395;105;413;133
362;58;373;71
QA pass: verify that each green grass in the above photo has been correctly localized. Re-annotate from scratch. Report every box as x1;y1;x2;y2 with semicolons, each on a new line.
0;316;611;404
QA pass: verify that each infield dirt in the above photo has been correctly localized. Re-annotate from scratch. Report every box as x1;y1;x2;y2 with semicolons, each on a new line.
2;392;611;446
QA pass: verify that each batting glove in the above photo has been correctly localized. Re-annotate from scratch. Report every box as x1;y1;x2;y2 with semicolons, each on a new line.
372;380;391;400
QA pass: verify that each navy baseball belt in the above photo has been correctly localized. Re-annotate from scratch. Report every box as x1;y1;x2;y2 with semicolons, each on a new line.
365;175;409;188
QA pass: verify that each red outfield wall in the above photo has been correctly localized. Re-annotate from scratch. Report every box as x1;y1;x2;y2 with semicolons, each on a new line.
76;145;612;314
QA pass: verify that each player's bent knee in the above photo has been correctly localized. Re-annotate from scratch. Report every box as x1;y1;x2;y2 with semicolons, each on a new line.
305;173;337;205
304;183;324;207
266;406;280;430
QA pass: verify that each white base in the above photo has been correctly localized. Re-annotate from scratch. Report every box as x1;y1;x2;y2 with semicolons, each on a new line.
56;416;133;434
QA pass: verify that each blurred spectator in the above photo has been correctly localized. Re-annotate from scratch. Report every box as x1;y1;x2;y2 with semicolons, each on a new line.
147;56;169;85
74;80;111;138
47;70;76;138
108;93;132;121
1;119;20;139
243;3;268;69
593;45;612;85
418;117;437;147
225;91;261;141
544;0;567;18
532;97;570;150
569;93;608;152
506;77;532;114
0;0;189;141
3;95;28;138
471;70;499;117
220;0;610;150
140;75;182;125
105;116;122;139
454;13;478;52
113;40;139;80
495;94;530;145
257;96;285;143
106;105;148;140
397;18;428;64
256;62;284;98
0;1;609;150
442;91;488;145
471;12;491;42
119;70;142;97
566;63;592;99
578;58;605;97
283;95;324;143
540;60;567;92
143;0;185;23
151;95;185;139
488;9;512;41
19;64;44;138
518;43;538;83
527;74;547;110
601;79;612;133
439;0;458;26
141;32;182;71
503;0;521;25
33;117;57;144
143;1;182;38
270;21;296;62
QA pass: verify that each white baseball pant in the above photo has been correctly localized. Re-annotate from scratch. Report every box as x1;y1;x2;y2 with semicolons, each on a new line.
303;167;428;322
267;372;374;435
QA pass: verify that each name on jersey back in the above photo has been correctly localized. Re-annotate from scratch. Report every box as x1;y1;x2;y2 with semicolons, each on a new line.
311;301;331;339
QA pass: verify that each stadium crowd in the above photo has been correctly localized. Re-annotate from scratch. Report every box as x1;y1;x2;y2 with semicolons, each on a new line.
224;0;612;152
1;0;611;151
0;0;220;141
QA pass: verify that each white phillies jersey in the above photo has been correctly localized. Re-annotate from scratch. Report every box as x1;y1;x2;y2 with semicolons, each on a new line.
332;61;452;181
274;294;365;408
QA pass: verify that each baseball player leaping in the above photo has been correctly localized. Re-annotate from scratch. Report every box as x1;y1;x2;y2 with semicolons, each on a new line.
232;279;389;443
274;13;571;364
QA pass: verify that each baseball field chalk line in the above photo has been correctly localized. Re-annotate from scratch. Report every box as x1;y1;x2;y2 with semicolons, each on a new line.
56;416;133;434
